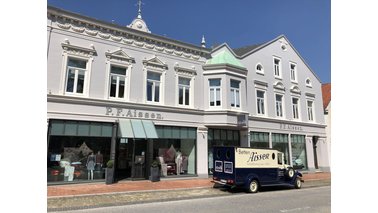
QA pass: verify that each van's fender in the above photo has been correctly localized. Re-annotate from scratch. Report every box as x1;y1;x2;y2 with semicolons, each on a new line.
244;173;260;189
290;171;304;184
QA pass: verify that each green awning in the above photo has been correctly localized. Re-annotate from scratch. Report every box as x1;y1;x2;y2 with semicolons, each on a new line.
118;119;134;138
142;120;158;138
118;119;158;139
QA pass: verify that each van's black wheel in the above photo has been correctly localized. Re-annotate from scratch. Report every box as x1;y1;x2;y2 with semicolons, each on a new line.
295;178;302;189
248;180;259;193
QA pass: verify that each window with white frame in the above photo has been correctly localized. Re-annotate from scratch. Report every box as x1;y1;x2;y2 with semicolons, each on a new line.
290;63;297;82
230;79;240;108
146;71;161;102
275;94;284;117
65;58;87;94
307;100;314;121
292;97;300;119
256;90;265;115
109;65;127;99
274;57;281;78
209;79;221;106
178;77;191;106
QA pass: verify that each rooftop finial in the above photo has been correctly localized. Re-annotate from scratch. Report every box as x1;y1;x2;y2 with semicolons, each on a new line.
201;35;206;48
137;0;143;19
128;0;150;33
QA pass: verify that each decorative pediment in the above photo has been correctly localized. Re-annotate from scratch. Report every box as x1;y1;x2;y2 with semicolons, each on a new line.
143;56;168;70
174;63;197;77
105;49;135;63
61;40;97;57
273;81;285;91
290;85;301;95
254;80;268;87
305;92;315;98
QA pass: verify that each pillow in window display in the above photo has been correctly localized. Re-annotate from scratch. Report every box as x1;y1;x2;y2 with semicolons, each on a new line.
164;145;176;162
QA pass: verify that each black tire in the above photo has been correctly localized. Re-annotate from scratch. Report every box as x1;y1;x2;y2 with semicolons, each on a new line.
248;179;259;193
294;178;302;189
286;167;295;178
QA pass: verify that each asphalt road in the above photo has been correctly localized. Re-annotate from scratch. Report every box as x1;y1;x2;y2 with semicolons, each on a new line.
53;186;331;213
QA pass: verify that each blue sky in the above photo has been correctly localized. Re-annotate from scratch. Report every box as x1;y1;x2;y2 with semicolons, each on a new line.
47;0;330;83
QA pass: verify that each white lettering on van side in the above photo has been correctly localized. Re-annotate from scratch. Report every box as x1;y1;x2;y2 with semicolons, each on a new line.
247;152;270;162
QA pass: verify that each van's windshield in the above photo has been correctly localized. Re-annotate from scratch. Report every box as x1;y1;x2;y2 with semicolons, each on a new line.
278;153;283;165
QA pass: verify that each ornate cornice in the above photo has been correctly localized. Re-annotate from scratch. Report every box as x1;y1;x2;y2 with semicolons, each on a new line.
48;7;209;62
202;63;248;78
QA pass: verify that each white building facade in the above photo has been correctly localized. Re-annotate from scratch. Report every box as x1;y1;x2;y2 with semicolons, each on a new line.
47;6;328;184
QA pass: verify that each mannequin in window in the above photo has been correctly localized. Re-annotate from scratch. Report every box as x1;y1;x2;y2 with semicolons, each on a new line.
86;152;96;180
175;150;182;175
95;151;103;170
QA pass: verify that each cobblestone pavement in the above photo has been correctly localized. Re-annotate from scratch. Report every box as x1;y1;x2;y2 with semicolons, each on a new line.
48;178;331;212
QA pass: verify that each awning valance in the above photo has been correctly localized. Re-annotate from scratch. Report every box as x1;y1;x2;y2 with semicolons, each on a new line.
118;119;158;139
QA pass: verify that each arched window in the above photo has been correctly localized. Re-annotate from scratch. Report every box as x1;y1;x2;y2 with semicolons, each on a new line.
256;63;264;74
305;78;312;87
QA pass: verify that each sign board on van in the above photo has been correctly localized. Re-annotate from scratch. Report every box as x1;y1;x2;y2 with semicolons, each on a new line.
234;148;278;168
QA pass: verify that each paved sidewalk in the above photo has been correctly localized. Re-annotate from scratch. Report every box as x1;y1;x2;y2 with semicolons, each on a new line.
47;172;331;212
48;172;330;197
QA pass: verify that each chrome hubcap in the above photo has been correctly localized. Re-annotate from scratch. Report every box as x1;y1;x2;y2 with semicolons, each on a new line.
251;182;257;191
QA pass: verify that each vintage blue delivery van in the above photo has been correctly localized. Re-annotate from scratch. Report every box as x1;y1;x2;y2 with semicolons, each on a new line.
212;146;303;193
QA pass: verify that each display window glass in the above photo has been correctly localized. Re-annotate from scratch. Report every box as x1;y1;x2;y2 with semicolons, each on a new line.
290;134;308;170
272;133;289;164
250;132;269;148
207;128;240;174
47;120;112;183
153;126;196;177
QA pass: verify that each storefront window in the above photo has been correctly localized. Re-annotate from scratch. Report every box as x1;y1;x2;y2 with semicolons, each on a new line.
271;133;289;164
154;126;196;177
208;128;240;174
291;134;308;170
250;132;269;148
47;120;112;183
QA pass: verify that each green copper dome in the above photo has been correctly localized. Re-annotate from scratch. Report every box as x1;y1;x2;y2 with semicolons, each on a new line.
206;50;245;68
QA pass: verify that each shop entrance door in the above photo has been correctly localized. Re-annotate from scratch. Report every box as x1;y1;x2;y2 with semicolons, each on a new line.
116;138;149;181
312;136;319;169
116;138;133;180
132;139;148;179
